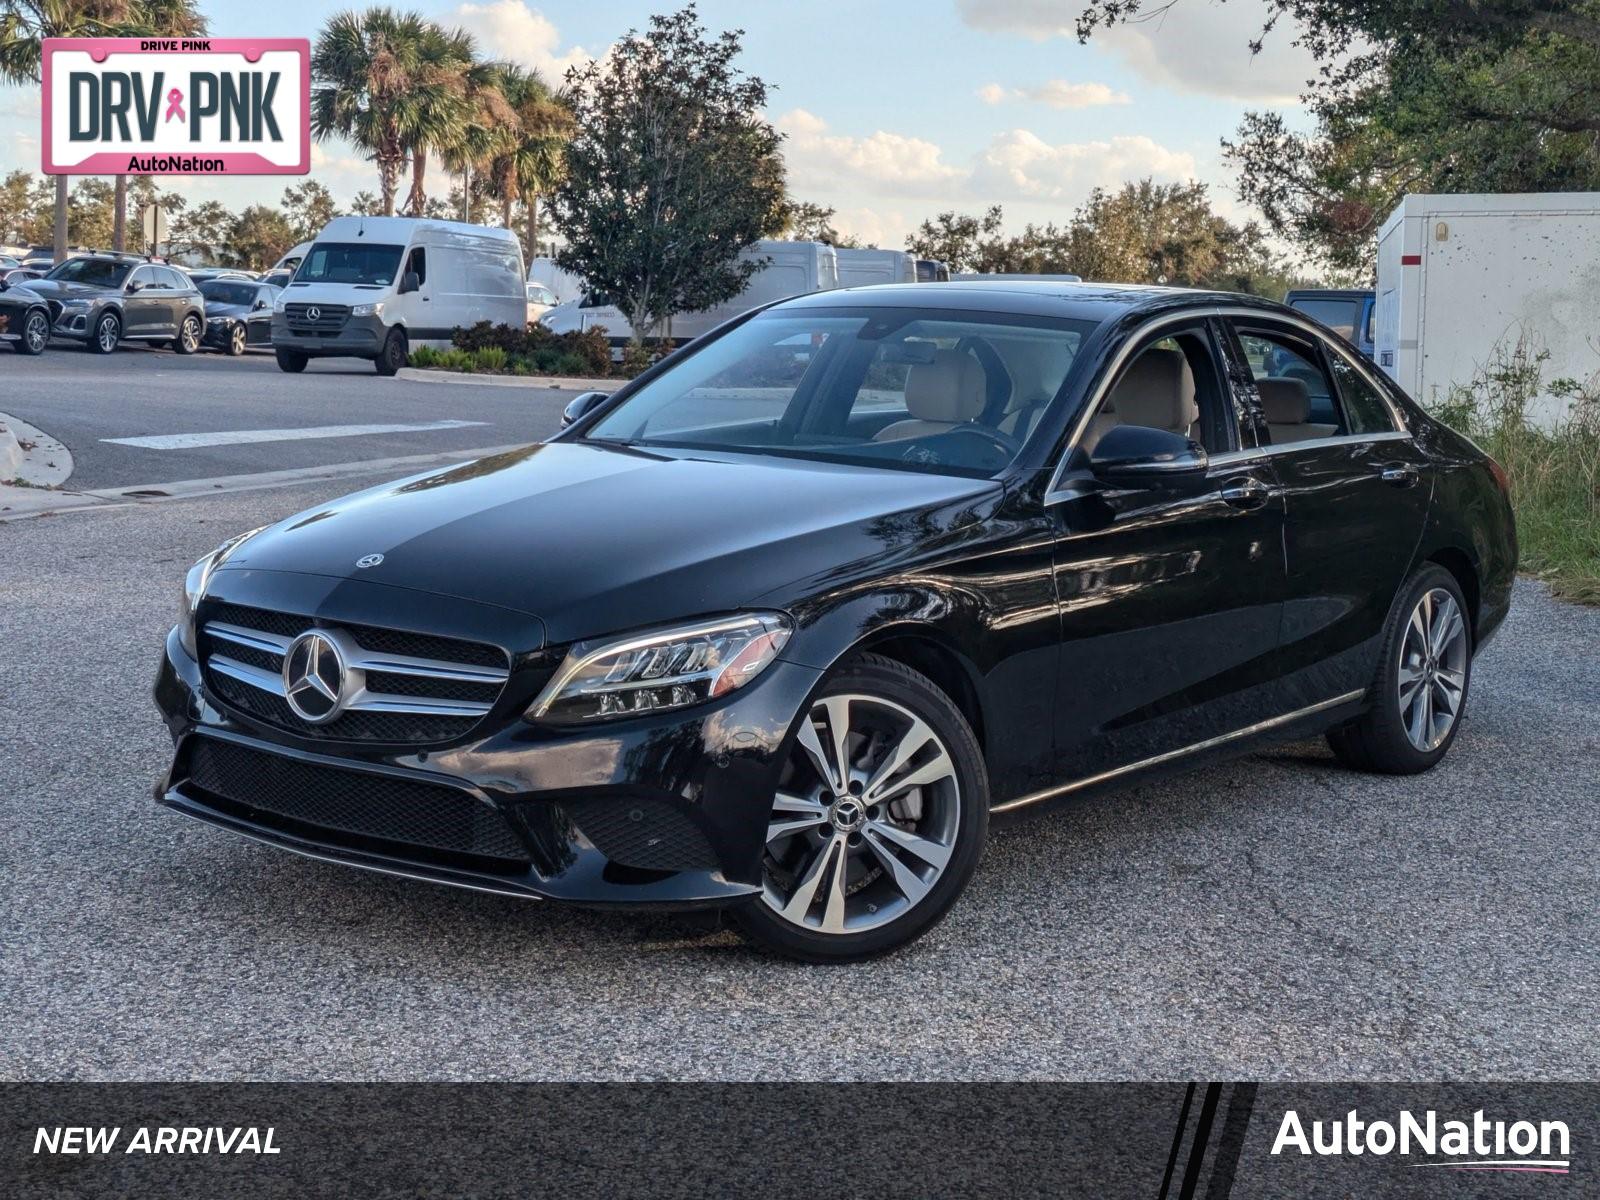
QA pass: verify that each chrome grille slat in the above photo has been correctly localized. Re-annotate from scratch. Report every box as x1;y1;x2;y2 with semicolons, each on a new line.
207;622;293;655
344;652;509;684
209;654;286;695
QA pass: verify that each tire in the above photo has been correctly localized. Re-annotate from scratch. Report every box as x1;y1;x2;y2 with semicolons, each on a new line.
374;328;407;376
1327;564;1472;774
227;323;247;356
173;314;202;354
275;348;308;374
88;311;120;354
17;309;49;355
733;653;989;962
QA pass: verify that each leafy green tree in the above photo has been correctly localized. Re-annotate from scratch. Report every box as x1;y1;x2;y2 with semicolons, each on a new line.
224;205;297;269
1075;0;1600;272
311;7;431;215
171;199;232;261
400;22;485;217
775;200;861;247
66;178;113;248
349;191;384;217
281;180;341;241
0;170;53;245
905;206;1009;272
552;5;787;344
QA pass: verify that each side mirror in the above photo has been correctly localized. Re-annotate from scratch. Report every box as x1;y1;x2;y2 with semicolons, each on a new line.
399;271;420;295
1088;424;1209;489
561;390;610;428
253;299;268;310
126;281;142;293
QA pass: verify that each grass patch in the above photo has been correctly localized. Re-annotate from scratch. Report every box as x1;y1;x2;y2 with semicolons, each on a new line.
1429;337;1600;605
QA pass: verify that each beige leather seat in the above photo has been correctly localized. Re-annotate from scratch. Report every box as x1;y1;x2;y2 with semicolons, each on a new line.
1085;347;1200;450
874;349;987;441
1259;377;1337;444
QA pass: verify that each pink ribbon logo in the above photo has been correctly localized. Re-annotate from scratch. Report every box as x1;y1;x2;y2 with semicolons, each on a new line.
164;88;185;123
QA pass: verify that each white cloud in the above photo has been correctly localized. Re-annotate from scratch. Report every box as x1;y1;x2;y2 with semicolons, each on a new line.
977;79;1131;109
1;90;40;120
955;0;1320;103
830;206;913;249
776;108;966;198
972;128;1197;202
447;2;596;82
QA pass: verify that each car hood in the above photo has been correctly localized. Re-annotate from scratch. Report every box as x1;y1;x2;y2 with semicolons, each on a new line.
24;279;116;302
219;441;1002;644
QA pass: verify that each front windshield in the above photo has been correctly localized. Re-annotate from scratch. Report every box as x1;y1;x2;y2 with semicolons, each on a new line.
200;281;259;306
293;242;404;287
45;258;132;288
585;307;1096;477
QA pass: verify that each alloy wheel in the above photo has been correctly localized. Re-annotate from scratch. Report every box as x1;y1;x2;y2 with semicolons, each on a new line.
97;316;118;352
230;324;246;355
181;316;201;352
760;693;961;935
1398;587;1468;752
24;312;48;353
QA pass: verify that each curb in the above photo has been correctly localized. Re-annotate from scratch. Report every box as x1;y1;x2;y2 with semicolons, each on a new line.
0;411;73;488
0;420;18;481
397;368;618;391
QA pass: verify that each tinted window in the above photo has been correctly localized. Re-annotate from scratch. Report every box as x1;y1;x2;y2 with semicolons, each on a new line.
1327;352;1397;435
587;308;1096;478
200;281;260;306
160;267;189;290
1236;328;1341;429
48;258;132;288
129;266;163;290
296;242;404;286
1290;298;1361;343
404;247;427;285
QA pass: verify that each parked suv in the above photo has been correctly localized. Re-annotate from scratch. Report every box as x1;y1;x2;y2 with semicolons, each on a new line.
28;254;206;354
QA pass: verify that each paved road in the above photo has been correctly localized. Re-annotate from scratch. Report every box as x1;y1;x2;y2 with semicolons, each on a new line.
1;472;1596;1081
3;344;571;489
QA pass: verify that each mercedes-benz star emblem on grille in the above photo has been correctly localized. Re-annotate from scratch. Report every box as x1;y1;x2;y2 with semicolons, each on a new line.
305;306;321;321
282;631;348;724
356;553;384;568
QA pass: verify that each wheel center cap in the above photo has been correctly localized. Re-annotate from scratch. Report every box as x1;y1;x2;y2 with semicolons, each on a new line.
829;797;866;833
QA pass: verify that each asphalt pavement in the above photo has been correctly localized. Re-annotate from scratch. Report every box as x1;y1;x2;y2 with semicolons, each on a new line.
1;457;1596;1079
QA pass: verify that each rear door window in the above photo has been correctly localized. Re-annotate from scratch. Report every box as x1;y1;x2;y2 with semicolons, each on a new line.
1326;352;1397;435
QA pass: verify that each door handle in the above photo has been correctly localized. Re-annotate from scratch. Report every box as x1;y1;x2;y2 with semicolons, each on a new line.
1379;464;1419;488
1219;477;1271;511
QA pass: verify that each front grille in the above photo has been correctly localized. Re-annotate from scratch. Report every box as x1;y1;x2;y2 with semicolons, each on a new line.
199;602;511;745
188;737;529;864
563;798;717;872
284;302;350;331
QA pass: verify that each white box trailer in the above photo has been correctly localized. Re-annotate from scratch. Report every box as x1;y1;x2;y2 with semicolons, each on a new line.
1375;192;1600;422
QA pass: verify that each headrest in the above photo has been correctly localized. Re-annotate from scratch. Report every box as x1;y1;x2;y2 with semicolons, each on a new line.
1259;377;1311;424
1109;348;1197;434
906;350;986;423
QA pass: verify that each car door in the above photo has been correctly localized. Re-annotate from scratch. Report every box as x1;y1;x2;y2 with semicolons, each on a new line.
1048;316;1291;782
247;285;274;345
160;267;191;336
121;266;164;336
1222;315;1433;701
395;244;430;333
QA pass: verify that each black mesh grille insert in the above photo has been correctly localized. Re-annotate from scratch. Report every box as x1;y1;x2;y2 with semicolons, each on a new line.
562;798;717;872
187;737;529;863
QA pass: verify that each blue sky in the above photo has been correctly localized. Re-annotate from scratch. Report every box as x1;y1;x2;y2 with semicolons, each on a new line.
0;0;1318;246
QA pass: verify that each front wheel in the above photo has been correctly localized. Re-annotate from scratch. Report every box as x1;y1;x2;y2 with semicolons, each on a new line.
88;311;120;354
173;313;202;354
226;323;247;356
17;309;50;355
374;328;407;376
275;348;308;374
1327;564;1472;774
734;654;988;962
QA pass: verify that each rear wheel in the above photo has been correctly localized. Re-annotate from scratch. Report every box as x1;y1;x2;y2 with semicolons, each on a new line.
173;313;202;354
734;654;988;962
1327;564;1472;773
275;348;308;374
374;328;407;376
89;311;120;354
18;309;49;355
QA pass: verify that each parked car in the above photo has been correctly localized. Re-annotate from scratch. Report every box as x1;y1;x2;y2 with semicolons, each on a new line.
1284;288;1375;359
185;267;257;287
525;282;557;325
540;240;839;355
155;283;1515;961
0;254;21;271
27;254;206;354
272;216;525;375
199;279;275;355
2;267;45;288
259;270;295;291
0;275;52;355
527;255;586;305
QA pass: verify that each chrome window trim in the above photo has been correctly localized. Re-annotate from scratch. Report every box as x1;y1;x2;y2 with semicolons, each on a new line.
1045;304;1413;499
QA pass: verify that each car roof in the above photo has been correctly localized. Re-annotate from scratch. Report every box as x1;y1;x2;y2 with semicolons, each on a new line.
776;280;1297;324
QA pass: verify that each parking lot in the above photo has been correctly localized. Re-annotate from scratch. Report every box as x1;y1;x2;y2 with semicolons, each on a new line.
2;348;1598;1082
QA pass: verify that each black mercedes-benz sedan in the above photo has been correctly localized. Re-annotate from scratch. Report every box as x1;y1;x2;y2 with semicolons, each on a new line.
0;275;52;355
153;283;1516;960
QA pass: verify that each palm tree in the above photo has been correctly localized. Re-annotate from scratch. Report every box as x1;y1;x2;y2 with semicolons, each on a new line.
310;7;430;216
437;58;514;224
398;23;475;217
0;0;205;261
487;65;573;253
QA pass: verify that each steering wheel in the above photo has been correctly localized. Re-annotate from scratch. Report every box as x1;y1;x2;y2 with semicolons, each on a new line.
943;423;1022;457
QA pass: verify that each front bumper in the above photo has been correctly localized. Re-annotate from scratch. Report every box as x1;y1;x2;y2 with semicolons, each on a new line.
202;319;238;350
154;605;820;909
271;312;386;356
51;308;95;339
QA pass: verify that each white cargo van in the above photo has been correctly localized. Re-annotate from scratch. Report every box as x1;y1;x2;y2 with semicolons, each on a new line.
1376;192;1600;423
835;248;916;288
271;216;525;375
272;241;312;275
539;240;838;353
527;256;587;305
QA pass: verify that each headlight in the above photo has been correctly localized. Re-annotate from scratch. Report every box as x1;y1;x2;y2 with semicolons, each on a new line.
528;613;792;724
177;526;268;657
60;298;90;311
272;297;286;313
351;302;383;318
206;315;228;325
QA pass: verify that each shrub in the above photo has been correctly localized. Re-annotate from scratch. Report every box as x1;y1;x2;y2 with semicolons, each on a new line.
472;346;507;372
408;345;441;368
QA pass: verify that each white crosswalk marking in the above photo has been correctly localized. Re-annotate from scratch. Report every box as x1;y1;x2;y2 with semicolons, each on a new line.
102;420;489;450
